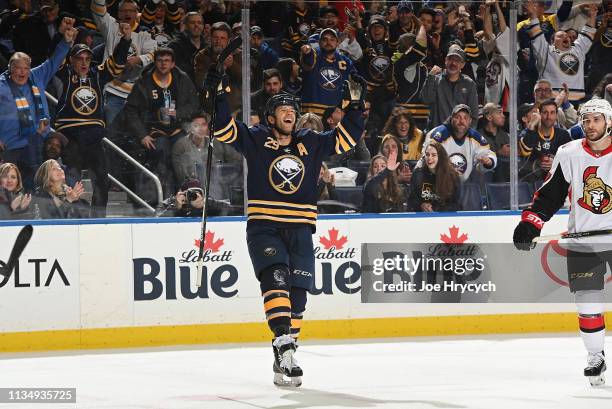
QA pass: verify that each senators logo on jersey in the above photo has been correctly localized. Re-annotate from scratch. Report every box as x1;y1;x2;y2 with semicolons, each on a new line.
578;166;612;214
269;155;305;195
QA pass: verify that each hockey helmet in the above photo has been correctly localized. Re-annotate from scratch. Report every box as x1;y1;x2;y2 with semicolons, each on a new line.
580;98;612;135
264;93;301;121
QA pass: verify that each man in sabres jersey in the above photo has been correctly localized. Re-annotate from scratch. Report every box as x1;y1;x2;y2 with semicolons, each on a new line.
207;68;365;387
299;27;358;115
55;22;132;218
514;98;612;387
423;104;497;183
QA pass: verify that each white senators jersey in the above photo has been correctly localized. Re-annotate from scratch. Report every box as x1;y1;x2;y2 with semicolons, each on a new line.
530;139;612;241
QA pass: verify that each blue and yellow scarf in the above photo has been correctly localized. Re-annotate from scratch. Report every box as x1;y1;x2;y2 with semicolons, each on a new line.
8;77;45;137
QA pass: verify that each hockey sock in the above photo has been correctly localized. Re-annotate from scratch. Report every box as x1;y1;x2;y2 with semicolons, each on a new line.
290;287;307;339
576;290;606;354
260;264;292;337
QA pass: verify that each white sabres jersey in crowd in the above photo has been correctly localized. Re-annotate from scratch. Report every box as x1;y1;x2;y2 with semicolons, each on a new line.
531;27;594;101
424;125;497;183
536;139;612;242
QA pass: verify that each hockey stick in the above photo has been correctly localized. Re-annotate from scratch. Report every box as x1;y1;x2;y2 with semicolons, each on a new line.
196;36;242;287
532;229;612;242
0;224;33;279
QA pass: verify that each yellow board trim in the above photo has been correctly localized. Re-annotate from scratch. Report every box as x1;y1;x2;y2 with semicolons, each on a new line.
2;312;611;353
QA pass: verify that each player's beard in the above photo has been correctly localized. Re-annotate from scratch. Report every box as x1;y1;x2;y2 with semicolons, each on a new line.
586;126;609;144
274;122;293;137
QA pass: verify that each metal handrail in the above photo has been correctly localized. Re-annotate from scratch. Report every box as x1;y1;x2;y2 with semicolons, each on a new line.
101;137;163;205
45;91;164;207
107;174;155;214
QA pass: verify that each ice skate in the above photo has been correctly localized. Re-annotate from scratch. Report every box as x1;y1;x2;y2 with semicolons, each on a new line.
584;352;606;387
272;335;302;387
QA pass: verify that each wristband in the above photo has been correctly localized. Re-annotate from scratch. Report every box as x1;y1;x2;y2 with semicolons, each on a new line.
522;211;544;229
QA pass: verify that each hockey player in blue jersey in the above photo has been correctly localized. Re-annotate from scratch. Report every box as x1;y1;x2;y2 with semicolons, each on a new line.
206;67;365;387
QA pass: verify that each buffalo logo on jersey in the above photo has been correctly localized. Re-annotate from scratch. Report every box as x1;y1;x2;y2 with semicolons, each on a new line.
269;155;305;195
578;166;612;214
320;67;341;90
298;23;311;37
71;86;98;115
369;56;391;81
558;53;580;76
153;32;172;48
448;153;468;175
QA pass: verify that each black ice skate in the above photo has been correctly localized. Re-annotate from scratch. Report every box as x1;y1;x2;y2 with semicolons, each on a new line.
584;352;606;387
272;334;302;387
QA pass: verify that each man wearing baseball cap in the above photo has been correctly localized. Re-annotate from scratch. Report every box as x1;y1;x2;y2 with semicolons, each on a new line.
318;6;340;31
478;103;511;181
422;43;479;129
54;22;133;217
423;103;496;183
250;25;279;71
299;27;359;115
389;0;419;47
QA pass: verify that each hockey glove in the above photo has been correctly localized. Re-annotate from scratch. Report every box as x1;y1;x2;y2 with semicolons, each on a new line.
203;65;228;98
339;74;367;112
513;211;544;251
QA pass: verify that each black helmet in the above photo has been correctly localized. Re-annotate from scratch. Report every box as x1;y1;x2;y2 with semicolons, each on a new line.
264;93;301;120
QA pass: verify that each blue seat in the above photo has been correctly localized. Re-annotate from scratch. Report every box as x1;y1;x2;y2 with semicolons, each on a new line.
460;183;482;211
485;182;533;210
334;186;364;210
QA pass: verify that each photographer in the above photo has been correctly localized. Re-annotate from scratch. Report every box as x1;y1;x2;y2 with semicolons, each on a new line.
155;178;220;217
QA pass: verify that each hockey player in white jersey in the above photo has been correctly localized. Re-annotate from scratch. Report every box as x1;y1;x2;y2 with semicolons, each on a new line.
513;98;612;387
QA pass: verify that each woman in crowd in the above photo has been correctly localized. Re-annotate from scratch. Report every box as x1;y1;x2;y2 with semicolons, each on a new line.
296;112;324;132
379;134;412;184
0;162;32;218
32;159;89;219
381;108;424;161
277;57;302;96
362;150;405;213
408;141;461;212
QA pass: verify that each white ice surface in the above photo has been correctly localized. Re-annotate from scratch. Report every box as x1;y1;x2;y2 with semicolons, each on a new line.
0;334;611;409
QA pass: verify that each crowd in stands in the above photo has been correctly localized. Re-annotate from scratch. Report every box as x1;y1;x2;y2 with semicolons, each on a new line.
0;0;610;219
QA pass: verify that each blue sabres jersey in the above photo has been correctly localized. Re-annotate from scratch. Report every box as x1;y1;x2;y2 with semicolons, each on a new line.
213;93;364;231
300;47;356;115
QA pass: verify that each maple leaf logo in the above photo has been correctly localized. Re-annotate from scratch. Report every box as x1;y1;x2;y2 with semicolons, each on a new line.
319;228;348;250
194;230;224;253
440;225;468;244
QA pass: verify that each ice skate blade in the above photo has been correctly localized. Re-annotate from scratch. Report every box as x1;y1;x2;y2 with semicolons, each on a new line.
273;373;302;388
588;374;605;387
